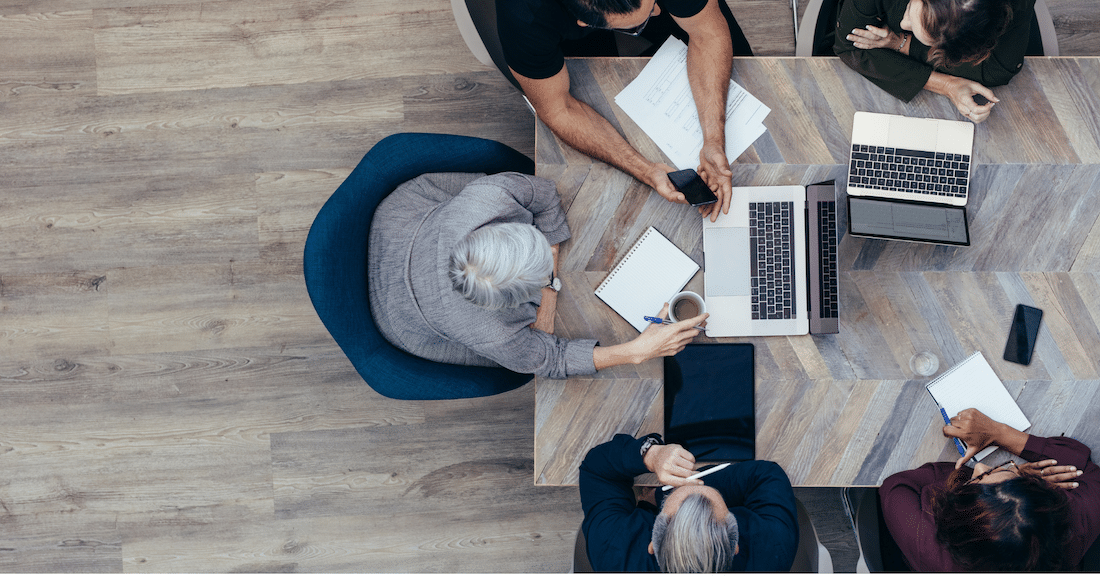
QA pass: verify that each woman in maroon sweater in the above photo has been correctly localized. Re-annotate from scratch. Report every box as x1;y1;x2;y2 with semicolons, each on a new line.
879;408;1100;571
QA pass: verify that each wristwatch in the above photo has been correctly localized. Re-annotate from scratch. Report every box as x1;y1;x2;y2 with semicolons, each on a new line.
546;272;562;292
639;434;664;457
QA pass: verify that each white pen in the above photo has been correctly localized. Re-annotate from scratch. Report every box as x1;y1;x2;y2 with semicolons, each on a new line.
661;462;731;491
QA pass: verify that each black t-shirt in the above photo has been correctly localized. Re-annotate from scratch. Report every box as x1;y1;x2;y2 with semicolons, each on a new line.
497;0;708;80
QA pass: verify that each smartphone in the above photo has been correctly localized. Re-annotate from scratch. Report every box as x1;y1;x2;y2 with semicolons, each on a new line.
667;169;718;207
1003;304;1042;365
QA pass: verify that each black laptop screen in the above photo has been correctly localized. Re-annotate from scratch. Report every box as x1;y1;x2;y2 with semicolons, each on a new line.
663;343;754;462
848;196;970;245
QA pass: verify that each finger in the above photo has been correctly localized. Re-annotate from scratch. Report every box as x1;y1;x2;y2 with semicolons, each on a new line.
973;83;997;103
658;302;671;321
955;444;981;469
1045;471;1082;484
865;24;888;38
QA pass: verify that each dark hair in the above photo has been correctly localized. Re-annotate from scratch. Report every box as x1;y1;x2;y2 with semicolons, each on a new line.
561;0;642;28
919;0;1013;68
930;467;1071;571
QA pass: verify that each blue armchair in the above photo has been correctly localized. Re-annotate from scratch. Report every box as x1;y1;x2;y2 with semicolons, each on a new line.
303;133;536;400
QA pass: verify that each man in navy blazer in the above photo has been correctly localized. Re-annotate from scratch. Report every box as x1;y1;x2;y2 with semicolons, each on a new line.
579;433;798;572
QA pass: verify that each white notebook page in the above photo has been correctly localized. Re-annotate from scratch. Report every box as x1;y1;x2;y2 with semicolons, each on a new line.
595;227;700;332
926;351;1031;461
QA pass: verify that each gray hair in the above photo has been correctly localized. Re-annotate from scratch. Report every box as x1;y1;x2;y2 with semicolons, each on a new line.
449;222;553;310
651;493;739;572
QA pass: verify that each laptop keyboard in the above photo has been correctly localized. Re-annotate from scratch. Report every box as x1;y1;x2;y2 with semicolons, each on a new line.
817;200;839;320
849;145;970;198
749;201;794;320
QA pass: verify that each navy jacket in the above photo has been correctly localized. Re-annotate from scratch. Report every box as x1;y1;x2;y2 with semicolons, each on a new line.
579;434;799;572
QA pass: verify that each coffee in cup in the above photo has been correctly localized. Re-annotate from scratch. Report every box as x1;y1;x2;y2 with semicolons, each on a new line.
667;291;706;322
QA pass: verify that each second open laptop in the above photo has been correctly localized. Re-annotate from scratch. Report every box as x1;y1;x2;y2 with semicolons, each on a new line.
847;111;975;206
701;182;839;337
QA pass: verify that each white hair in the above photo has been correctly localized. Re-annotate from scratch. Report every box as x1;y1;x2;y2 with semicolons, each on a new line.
449;222;553;310
651;493;739;573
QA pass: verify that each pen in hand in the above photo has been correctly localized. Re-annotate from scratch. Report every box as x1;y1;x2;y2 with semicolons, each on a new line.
643;316;705;330
662;462;731;491
940;407;969;458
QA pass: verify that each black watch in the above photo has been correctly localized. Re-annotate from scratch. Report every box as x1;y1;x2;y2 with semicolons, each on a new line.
639;434;664;457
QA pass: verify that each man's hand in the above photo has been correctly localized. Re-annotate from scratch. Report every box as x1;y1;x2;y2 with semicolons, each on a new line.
697;142;732;221
927;72;998;124
644;443;702;487
1019;459;1083;489
648;162;687;205
846;24;904;51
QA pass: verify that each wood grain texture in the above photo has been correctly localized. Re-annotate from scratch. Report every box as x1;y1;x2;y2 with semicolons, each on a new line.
536;56;1100;488
1;0;1098;570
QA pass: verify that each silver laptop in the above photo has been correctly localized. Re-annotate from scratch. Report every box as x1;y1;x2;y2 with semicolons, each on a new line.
702;183;839;337
848;111;975;206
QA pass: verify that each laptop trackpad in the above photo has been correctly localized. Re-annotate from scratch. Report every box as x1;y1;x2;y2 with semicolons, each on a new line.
704;227;750;297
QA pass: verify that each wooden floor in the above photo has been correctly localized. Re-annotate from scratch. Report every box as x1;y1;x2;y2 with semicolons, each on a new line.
0;0;1097;572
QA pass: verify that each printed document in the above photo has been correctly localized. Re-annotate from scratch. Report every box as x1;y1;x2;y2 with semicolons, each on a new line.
614;38;770;170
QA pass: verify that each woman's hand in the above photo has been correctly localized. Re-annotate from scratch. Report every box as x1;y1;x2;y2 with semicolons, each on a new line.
846;25;904;51
927;72;999;123
1019;459;1083;489
943;408;1029;468
644;443;702;487
629;303;707;363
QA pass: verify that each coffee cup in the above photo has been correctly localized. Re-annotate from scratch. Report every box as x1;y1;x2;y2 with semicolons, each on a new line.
667;291;706;322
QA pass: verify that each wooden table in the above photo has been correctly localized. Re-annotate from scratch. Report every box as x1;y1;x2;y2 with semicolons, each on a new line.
533;56;1100;486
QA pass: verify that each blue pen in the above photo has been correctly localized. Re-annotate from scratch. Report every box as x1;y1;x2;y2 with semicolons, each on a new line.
644;316;667;324
940;407;968;457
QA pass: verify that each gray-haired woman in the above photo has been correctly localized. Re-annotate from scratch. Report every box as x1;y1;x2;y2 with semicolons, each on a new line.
368;171;705;379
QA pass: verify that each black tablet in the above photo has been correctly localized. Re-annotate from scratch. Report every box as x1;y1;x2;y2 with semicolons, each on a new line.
663;343;754;462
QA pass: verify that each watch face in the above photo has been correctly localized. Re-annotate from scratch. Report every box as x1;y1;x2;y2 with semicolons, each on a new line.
551;277;562;291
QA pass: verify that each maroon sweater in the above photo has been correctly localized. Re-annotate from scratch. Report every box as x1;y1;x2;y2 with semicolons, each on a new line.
879;435;1100;571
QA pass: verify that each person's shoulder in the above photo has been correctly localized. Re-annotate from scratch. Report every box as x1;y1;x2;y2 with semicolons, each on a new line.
498;0;566;28
658;0;708;18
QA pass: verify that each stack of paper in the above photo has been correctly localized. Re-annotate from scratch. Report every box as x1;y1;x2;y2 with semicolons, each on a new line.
614;38;770;170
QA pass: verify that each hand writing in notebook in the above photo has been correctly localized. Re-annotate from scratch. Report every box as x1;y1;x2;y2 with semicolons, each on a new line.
943;408;1030;469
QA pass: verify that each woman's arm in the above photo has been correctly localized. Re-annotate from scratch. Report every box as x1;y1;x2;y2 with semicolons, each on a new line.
833;0;932;101
593;304;707;370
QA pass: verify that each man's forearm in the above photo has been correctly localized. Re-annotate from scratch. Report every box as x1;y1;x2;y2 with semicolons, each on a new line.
684;3;733;148
543;96;655;186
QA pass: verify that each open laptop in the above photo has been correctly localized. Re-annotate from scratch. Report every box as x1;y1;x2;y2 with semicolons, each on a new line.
701;182;839;337
847;111;975;207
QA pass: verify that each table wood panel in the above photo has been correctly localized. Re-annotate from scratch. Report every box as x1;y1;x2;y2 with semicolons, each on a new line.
535;56;1100;486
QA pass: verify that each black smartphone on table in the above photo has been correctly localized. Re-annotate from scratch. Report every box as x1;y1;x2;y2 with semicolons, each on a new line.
1003;304;1042;365
667;169;717;207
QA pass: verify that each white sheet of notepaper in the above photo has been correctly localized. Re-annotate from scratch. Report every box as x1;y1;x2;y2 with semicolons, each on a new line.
614;37;770;170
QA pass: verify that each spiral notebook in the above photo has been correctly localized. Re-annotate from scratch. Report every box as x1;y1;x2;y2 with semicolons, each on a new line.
925;351;1031;461
595;227;700;332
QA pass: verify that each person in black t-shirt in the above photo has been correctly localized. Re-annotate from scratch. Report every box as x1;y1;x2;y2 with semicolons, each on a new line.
497;0;754;222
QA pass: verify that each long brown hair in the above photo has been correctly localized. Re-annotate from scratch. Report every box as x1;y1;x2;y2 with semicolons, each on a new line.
919;0;1013;68
930;467;1071;571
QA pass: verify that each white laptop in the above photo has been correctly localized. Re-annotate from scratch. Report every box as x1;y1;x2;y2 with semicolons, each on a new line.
847;111;975;206
702;183;839;337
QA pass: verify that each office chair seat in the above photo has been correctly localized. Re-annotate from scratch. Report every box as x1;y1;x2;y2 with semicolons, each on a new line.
302;133;535;400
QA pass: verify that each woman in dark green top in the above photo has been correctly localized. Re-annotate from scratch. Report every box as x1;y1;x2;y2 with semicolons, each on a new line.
834;0;1034;123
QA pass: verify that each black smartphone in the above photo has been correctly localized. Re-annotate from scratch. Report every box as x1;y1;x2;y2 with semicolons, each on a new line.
667;169;718;207
1003;304;1042;365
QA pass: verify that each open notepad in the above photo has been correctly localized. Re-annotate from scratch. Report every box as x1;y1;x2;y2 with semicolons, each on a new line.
595;227;699;332
926;351;1031;461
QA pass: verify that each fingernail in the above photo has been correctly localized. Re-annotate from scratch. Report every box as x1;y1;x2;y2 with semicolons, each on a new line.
1070;466;1076;471
1074;482;1080;488
1078;471;1084;476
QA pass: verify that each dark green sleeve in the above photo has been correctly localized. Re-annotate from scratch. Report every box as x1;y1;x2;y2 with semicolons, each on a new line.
833;0;931;101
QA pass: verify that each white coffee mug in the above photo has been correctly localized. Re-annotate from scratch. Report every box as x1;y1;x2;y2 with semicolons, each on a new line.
667;291;706;322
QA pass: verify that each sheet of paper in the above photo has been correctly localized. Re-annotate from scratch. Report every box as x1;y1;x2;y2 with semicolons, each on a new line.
614;37;770;170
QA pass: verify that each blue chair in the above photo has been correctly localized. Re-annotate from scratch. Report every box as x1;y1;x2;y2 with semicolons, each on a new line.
303;133;536;400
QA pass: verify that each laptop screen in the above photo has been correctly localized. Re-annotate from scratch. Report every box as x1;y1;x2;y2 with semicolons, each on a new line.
848;196;970;246
663;343;754;462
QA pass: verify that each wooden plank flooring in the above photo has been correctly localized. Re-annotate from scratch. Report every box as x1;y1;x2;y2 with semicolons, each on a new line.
0;0;1097;571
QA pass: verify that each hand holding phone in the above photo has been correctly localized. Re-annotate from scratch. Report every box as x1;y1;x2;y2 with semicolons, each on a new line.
667;169;718;207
